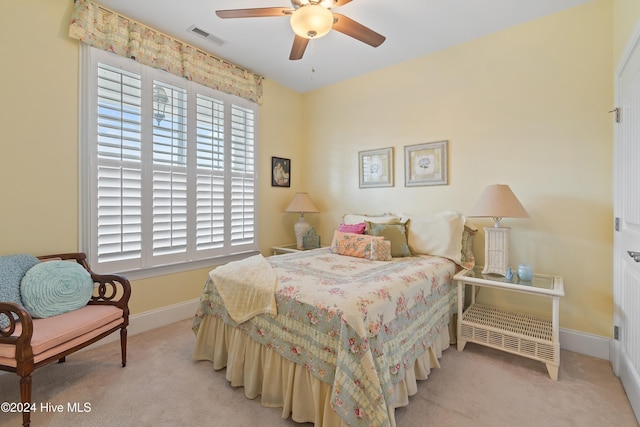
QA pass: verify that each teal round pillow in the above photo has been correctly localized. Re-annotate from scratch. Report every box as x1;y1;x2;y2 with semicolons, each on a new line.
20;261;94;318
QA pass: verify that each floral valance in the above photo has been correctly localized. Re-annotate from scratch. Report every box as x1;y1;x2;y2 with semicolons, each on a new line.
68;0;263;104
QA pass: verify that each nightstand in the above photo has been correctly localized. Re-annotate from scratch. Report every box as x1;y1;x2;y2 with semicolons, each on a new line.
454;266;564;380
271;244;301;255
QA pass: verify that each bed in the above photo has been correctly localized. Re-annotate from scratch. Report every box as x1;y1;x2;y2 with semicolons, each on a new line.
192;211;475;427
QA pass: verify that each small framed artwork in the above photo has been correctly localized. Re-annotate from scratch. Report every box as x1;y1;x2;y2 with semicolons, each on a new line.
272;157;290;187
404;140;448;187
358;147;394;188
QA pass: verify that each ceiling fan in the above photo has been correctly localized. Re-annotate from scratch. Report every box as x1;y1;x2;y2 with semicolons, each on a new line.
215;0;386;60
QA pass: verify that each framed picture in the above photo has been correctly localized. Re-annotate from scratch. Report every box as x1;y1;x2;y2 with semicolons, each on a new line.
404;140;448;187
272;157;290;187
358;147;394;188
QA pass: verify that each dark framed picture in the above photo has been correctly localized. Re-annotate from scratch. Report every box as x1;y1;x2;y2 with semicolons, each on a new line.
272;157;290;187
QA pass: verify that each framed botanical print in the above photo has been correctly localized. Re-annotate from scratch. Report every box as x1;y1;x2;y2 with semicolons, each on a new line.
272;157;290;187
358;147;394;188
404;140;448;187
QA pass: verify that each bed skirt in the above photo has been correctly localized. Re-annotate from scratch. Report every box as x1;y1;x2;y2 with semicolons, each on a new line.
193;314;452;427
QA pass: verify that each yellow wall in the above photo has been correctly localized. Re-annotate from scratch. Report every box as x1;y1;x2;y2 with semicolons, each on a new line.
303;0;614;336
0;0;633;339
257;82;306;253
1;0;79;253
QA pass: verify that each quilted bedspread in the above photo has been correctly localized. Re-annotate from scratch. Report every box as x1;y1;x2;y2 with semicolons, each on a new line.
209;254;277;323
193;248;457;427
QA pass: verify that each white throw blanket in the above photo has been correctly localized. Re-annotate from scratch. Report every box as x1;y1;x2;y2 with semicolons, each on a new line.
210;254;277;324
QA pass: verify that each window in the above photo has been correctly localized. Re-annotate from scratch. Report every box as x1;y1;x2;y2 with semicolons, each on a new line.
81;47;258;276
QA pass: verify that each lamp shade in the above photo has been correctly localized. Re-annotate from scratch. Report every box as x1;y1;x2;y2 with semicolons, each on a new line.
290;4;334;39
467;184;529;226
285;192;319;214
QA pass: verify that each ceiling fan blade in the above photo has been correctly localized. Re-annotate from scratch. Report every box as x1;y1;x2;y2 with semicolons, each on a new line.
216;8;293;19
331;13;385;47
289;35;309;60
333;0;353;7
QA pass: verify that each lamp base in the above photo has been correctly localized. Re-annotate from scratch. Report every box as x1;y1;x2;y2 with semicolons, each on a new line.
293;216;311;250
482;226;510;276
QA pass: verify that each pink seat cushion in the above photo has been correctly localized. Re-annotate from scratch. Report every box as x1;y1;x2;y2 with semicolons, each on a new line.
0;305;123;358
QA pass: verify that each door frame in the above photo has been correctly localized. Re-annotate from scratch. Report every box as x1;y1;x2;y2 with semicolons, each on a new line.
612;16;640;423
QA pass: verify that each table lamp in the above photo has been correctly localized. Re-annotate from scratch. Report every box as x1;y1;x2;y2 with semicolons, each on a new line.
467;184;529;276
285;192;319;249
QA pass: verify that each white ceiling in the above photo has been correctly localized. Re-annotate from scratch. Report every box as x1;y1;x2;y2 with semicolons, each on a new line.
98;0;590;93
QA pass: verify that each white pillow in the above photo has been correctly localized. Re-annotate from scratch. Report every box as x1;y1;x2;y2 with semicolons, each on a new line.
342;213;402;225
406;210;466;264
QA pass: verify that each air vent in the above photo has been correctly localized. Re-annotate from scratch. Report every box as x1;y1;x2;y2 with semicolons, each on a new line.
191;26;210;38
187;25;226;46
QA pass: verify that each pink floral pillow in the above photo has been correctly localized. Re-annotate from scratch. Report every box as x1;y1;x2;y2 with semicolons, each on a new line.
338;222;366;234
330;231;391;261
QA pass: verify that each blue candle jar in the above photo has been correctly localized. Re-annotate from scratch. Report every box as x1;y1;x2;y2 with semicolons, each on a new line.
518;263;533;281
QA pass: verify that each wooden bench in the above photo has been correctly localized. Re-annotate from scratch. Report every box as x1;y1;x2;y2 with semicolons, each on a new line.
0;253;130;427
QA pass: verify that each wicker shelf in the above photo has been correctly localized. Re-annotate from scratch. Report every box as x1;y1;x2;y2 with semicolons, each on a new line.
459;304;557;363
454;267;564;381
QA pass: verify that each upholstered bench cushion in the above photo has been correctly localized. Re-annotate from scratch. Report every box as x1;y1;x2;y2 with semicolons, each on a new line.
0;305;123;366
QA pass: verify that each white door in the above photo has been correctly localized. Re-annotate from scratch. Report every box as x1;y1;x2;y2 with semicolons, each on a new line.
613;20;640;423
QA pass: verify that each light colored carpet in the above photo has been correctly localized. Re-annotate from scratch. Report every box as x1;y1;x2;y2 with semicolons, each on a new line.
0;318;637;427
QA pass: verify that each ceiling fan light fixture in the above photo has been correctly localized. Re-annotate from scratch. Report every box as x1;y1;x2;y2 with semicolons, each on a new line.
290;5;333;39
292;0;337;9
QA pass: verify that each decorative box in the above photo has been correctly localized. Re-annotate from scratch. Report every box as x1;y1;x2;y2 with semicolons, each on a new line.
302;228;321;249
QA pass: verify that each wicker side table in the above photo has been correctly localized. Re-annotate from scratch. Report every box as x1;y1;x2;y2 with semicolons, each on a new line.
271;244;301;255
454;267;564;380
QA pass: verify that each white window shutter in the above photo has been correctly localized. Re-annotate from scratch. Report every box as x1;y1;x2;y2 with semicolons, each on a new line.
195;94;226;252
151;82;188;262
230;105;255;248
96;63;143;265
85;48;258;275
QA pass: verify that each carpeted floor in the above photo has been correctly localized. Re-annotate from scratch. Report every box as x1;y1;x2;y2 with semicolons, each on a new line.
0;318;637;427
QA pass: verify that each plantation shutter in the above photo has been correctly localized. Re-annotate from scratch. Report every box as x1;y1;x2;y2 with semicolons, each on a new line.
85;47;258;275
151;81;188;262
230;105;255;248
96;63;143;265
195;94;226;252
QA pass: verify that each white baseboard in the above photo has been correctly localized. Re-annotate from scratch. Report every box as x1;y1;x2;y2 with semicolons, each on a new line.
120;304;612;360
99;304;613;361
559;327;611;360
2;301;613;363
79;298;200;350
128;298;200;336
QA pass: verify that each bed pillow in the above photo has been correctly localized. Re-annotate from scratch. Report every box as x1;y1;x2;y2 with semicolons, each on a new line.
330;231;388;260
338;222;366;234
342;213;402;225
365;221;411;257
0;254;40;329
406;210;466;265
460;224;477;269
369;239;393;261
20;261;94;319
